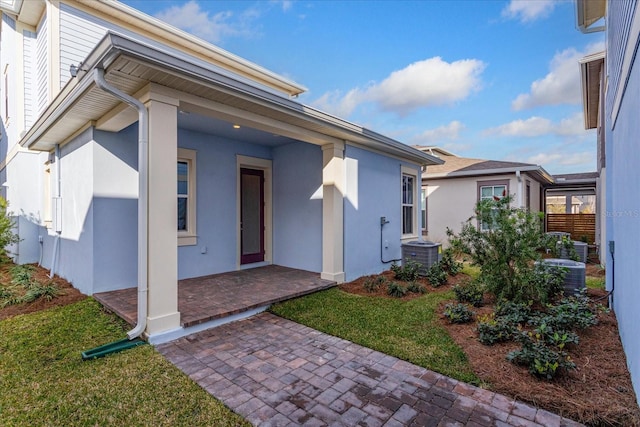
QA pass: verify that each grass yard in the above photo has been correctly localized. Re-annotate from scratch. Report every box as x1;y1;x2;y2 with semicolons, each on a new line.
270;286;480;385
0;298;249;427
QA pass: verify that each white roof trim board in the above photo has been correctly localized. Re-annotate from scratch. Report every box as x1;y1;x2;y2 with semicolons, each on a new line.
576;0;606;33
580;51;605;130
21;32;442;166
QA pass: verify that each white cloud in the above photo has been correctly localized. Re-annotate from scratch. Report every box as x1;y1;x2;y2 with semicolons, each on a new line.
155;1;258;43
313;57;485;117
501;0;556;23
411;121;465;144
526;151;594;167
512;42;605;110
270;0;293;11
484;113;589;138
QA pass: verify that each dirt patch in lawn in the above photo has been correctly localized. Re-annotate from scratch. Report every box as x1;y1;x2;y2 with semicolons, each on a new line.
0;263;86;321
340;269;639;426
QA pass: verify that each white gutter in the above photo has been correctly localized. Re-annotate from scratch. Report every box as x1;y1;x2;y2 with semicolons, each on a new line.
93;68;148;340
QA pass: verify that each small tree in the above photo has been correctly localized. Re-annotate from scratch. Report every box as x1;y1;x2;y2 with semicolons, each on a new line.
448;195;557;304
0;197;20;261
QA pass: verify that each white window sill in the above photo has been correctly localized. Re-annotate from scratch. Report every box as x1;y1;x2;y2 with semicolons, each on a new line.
178;234;197;246
401;235;419;243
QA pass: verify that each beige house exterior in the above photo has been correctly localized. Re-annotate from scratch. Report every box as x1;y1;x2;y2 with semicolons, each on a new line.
416;147;554;244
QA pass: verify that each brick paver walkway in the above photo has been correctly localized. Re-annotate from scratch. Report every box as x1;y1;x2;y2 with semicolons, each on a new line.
157;313;583;427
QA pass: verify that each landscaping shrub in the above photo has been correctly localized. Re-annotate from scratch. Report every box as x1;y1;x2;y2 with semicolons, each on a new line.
453;280;484;307
507;332;576;380
440;248;463;275
0;196;19;261
407;281;426;294
443;303;474;324
495;300;532;324
425;262;447;287
391;259;421;282
386;281;407;298
447;195;559;304
363;275;388;293
477;313;516;345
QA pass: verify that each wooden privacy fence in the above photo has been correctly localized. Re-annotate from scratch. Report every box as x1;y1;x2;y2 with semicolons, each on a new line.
546;213;596;244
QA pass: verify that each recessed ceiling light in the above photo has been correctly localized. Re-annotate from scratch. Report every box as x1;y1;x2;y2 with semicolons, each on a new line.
233;124;241;129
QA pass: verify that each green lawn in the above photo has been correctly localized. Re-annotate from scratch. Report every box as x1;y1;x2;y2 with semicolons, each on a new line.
0;299;249;427
270;287;480;385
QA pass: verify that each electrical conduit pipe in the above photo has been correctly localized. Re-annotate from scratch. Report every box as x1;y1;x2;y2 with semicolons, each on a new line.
93;68;148;340
49;145;61;278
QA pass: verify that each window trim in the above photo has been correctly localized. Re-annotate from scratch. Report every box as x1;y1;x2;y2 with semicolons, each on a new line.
178;148;197;246
477;179;509;231
421;187;428;233
401;166;419;240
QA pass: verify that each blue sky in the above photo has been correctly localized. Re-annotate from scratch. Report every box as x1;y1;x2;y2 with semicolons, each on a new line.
122;0;604;174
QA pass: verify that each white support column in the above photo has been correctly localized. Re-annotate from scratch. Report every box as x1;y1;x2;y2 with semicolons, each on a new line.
145;95;180;335
321;141;346;283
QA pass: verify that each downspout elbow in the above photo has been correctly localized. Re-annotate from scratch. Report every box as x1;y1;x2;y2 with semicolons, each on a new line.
93;68;149;340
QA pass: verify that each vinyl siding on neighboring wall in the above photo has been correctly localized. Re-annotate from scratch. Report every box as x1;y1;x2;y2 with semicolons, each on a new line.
23;30;35;129
36;15;48;116
606;0;637;120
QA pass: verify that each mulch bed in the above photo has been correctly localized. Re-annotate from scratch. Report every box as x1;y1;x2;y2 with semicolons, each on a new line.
0;263;86;321
339;268;640;426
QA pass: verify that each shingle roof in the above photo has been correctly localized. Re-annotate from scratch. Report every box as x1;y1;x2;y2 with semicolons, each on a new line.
425;155;538;175
553;172;599;181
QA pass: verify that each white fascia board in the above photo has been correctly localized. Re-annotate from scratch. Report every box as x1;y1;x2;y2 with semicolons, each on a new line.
0;0;22;15
76;0;307;97
21;32;446;165
576;0;606;33
579;51;605;130
427;166;554;184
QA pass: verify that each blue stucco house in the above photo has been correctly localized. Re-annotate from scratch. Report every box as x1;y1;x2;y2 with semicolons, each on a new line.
576;0;640;405
0;0;441;340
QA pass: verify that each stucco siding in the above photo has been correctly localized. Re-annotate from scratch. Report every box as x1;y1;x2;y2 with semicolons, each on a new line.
272;142;322;273
605;0;640;400
425;174;521;244
343;145;415;281
92;126;138;292
176;128;273;279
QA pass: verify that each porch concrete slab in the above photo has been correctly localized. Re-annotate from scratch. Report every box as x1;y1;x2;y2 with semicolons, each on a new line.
157;313;584;427
94;265;335;328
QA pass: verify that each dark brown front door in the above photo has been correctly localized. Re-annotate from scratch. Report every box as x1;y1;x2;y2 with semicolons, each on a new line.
240;168;265;264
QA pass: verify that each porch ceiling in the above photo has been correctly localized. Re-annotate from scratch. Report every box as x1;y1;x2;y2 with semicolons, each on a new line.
21;32;442;166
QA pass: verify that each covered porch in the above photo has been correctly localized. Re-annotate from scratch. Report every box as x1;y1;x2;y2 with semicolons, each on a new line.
94;265;335;330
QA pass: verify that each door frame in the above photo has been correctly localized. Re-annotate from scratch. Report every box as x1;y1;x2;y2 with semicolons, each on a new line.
236;155;272;268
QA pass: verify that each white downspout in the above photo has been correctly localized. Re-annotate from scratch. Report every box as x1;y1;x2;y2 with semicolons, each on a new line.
516;170;523;208
49;144;62;279
93;68;148;340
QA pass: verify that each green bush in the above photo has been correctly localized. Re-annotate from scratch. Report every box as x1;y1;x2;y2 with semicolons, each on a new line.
386;281;408;298
391;259;422;282
495;300;532;324
425;263;447;287
363;275;388;293
0;197;19;261
453;280;484;307
440;248;463;275
477;313;516;345
507;332;576;379
448;195;559;304
10;264;36;287
443;303;474;324
407;281;426;294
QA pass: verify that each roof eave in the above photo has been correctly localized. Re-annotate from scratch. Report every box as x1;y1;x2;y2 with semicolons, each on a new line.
426;165;554;184
576;0;606;33
579;51;605;130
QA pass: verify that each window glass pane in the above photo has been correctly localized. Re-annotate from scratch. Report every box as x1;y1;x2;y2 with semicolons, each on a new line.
493;185;506;198
177;197;187;230
403;206;413;234
178;161;188;195
481;187;492;198
403;175;414;204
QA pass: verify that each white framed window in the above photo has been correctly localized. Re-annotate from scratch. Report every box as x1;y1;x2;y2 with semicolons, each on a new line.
478;179;508;231
178;148;197;246
401;166;419;238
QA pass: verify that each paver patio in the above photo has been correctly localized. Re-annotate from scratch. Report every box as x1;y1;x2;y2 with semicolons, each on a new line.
157;312;584;427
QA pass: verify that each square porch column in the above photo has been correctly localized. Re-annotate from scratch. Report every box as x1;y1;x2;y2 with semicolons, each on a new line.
321;142;346;283
145;96;181;335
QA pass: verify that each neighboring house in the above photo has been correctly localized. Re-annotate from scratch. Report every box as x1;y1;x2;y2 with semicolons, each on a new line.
576;0;640;404
0;0;442;339
414;146;553;243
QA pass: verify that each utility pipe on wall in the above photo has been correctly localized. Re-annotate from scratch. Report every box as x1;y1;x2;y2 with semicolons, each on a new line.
515;170;523;208
49;144;62;279
93;68;149;340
